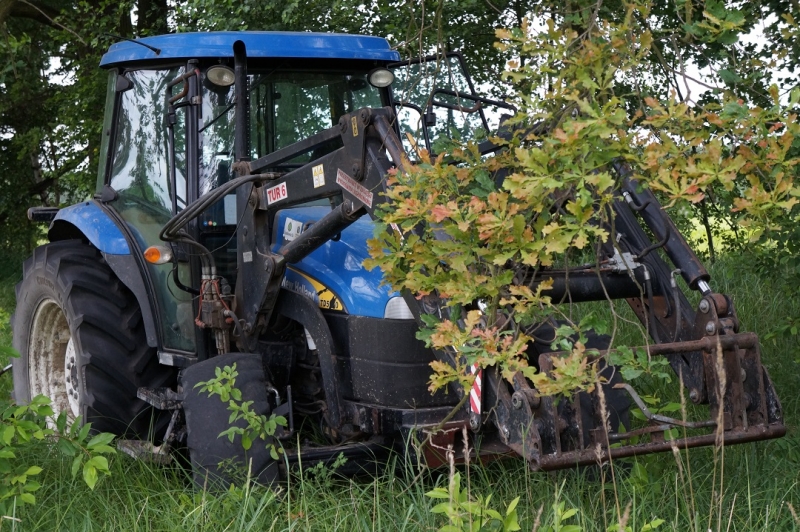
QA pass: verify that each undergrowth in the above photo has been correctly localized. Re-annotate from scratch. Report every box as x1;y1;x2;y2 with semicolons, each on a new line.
0;253;797;531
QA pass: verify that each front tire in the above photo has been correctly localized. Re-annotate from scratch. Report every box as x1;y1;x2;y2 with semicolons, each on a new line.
12;240;174;437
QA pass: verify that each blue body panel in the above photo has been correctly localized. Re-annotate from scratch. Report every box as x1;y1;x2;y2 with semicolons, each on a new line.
273;207;393;318
53;201;131;255
101;32;400;67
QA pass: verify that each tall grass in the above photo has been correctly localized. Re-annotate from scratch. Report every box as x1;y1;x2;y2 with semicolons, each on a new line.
0;252;798;531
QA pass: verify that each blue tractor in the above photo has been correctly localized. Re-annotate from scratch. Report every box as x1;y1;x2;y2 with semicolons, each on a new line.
12;31;784;484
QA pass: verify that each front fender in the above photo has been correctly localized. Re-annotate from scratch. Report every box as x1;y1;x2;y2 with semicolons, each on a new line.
48;201;131;255
48;201;159;347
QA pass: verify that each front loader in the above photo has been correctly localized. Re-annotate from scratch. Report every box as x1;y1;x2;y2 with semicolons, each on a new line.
12;31;784;484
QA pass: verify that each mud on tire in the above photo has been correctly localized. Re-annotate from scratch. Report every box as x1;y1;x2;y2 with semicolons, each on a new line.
12;239;175;437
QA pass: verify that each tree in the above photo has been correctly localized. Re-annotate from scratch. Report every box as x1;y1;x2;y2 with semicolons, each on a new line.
0;0;164;253
366;0;800;395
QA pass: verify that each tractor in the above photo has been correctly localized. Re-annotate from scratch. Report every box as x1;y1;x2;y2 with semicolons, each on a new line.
12;31;784;485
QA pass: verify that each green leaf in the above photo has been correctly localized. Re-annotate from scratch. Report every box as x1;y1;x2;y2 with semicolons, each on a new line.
71;455;82;479
86;432;115;449
77;422;91;443
56;411;67;435
506;496;520;515
718;69;742;84
88;456;110;473
2;426;14;445
19;492;35;505
83;463;98;490
56;438;78;457
561;508;578;520
430;502;451;514
23;466;42;476
642;519;665;530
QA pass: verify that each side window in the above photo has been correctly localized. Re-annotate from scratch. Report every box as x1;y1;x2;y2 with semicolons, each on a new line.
110;69;184;213
109;68;195;353
96;72;117;193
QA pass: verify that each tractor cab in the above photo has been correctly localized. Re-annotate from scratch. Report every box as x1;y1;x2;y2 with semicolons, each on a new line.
95;33;406;356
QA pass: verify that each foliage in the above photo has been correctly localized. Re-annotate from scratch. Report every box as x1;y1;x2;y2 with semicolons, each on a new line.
368;0;800;398
0;255;794;529
426;471;521;532
303;452;348;489
194;362;287;460
537;501;581;532
0;394;116;515
607;346;671;383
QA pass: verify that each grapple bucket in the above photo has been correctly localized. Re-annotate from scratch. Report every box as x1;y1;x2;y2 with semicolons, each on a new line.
528;331;784;470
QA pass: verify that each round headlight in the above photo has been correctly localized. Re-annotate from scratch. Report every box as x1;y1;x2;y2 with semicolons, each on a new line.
368;68;395;88
206;65;235;87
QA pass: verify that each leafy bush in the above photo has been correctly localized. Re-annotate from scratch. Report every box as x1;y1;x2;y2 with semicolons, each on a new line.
0;395;116;515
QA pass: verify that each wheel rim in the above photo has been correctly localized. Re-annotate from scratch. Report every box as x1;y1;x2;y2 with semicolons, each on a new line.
28;298;79;420
64;339;80;416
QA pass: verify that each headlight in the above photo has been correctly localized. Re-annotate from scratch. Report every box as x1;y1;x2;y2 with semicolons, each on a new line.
384;296;414;320
368;68;394;88
206;65;235;87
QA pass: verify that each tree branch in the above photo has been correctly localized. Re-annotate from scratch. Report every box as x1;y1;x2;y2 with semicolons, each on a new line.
1;0;56;27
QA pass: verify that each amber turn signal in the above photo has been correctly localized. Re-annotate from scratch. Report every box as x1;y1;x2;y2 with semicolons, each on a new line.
143;245;173;265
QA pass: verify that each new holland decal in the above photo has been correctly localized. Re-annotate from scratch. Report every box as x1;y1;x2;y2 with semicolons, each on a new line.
281;268;345;312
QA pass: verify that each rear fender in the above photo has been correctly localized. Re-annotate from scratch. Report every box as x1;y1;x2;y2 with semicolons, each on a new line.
47;201;159;347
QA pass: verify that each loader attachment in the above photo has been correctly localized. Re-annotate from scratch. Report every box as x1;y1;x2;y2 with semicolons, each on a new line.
388;53;786;464
530;332;784;470
411;167;786;470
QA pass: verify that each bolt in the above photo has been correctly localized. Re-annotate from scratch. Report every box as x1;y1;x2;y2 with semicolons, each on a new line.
339;119;348;132
502;426;510;440
360;109;370;124
469;416;480;431
705;321;716;335
741;368;747;382
352;162;362;179
699;299;710;313
689;389;700;403
511;392;523;409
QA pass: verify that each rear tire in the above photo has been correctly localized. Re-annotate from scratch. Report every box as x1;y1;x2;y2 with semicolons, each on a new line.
12;240;174;437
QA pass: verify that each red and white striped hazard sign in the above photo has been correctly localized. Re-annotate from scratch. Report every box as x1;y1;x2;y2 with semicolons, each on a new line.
469;364;482;414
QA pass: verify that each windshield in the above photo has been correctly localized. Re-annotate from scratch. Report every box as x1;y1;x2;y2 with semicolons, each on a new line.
198;69;383;196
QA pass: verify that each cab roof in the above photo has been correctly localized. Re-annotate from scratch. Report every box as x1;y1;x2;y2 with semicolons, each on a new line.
100;31;401;67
